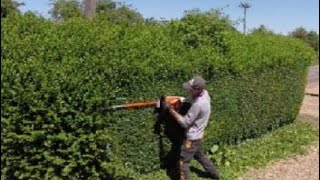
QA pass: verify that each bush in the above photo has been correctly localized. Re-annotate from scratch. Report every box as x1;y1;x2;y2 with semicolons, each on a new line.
1;13;315;179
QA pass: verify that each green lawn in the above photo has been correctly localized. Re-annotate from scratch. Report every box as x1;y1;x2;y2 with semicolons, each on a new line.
142;120;319;180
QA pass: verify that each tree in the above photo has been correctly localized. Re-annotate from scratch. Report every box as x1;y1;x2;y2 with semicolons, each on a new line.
250;25;274;35
289;27;319;53
181;8;237;31
306;31;319;53
174;9;237;51
96;0;116;13
1;0;24;18
49;0;83;20
48;0;143;23
95;0;143;24
110;6;143;24
289;27;308;40
84;0;96;18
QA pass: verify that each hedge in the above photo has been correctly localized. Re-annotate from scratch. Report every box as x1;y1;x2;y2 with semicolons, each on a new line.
1;13;315;179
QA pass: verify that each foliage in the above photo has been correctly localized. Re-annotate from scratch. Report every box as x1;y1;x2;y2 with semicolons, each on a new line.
96;0;116;12
49;0;83;20
144;121;319;180
48;0;143;23
1;12;315;179
288;26;319;55
250;25;275;35
1;0;23;18
95;1;143;24
210;121;319;180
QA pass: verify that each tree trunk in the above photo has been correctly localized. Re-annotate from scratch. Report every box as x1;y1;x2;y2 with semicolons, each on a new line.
84;0;96;19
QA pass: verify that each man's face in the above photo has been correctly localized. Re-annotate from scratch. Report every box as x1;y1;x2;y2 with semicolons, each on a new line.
187;89;201;98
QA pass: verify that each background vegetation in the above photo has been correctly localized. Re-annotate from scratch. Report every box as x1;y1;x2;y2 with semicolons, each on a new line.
1;0;317;179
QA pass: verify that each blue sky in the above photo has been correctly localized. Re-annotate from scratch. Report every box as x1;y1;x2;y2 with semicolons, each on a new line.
19;0;319;34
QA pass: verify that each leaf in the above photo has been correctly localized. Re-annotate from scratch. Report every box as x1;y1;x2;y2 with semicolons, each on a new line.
210;145;219;154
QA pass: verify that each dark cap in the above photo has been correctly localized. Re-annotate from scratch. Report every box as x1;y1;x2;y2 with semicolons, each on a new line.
183;75;205;91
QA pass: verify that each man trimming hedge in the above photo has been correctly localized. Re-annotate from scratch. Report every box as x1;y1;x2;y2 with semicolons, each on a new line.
163;75;220;180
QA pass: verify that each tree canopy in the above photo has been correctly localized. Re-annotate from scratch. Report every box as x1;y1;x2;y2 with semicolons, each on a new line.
250;25;275;35
49;0;143;23
1;0;24;18
49;0;83;20
289;27;319;53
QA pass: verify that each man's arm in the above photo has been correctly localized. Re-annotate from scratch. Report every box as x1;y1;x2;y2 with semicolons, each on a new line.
167;104;200;128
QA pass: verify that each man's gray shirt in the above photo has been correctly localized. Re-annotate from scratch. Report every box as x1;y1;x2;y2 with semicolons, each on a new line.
177;90;211;140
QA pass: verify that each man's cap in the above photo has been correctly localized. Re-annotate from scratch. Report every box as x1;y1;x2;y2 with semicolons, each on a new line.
183;76;205;91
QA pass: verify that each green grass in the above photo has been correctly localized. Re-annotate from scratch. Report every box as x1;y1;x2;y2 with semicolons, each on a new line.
311;57;319;65
142;120;319;180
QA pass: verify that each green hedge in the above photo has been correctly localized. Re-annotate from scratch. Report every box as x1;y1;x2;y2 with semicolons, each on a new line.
1;13;315;179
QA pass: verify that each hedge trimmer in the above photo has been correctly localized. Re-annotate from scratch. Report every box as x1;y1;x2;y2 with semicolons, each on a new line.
97;95;191;170
98;96;187;113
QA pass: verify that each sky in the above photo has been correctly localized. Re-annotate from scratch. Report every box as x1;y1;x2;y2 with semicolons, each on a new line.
19;0;319;35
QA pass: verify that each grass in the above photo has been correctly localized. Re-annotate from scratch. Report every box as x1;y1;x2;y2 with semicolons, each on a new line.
311;57;319;66
142;120;319;180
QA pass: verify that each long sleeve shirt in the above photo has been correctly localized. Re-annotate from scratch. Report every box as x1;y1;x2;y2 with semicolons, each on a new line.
176;90;211;140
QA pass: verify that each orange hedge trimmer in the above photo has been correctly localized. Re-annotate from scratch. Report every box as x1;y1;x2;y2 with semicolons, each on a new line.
98;95;190;164
99;96;186;113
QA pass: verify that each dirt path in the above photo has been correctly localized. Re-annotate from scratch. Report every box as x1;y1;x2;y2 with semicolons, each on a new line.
299;83;319;128
238;66;319;180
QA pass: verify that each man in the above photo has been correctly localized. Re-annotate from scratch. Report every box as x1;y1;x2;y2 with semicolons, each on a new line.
163;75;220;180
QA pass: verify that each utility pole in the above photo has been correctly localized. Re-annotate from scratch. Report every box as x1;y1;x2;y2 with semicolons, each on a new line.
84;0;96;19
239;2;251;34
